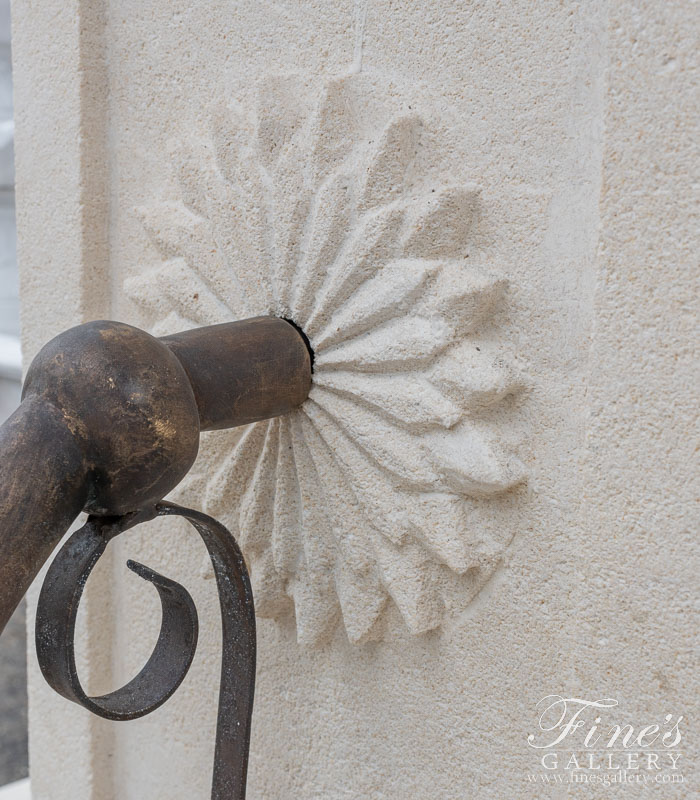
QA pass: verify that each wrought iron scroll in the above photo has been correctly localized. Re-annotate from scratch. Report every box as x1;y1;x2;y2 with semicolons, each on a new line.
35;502;256;800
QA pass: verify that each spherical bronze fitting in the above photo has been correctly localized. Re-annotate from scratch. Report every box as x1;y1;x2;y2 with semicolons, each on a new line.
23;320;200;516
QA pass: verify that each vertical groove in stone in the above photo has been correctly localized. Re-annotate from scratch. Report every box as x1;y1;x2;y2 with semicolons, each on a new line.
13;0;115;797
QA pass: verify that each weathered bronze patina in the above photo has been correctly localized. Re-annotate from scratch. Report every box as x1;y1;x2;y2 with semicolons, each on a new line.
0;315;312;800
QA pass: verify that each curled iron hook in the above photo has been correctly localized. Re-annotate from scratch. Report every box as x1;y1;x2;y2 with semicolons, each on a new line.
35;502;256;800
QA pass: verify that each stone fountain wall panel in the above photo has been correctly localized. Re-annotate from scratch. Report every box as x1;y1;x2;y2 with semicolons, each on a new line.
12;1;697;798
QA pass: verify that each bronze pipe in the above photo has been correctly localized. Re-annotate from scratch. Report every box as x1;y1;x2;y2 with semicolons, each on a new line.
0;315;312;637
0;395;89;633
161;316;311;430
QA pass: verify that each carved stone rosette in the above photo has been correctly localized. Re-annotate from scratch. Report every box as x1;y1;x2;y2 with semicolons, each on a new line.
127;74;526;644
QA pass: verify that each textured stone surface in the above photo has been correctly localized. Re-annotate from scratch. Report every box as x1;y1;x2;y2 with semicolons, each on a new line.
0;0;26;786
0;0;16;341
12;1;698;798
124;75;527;645
0;603;27;787
0;371;26;793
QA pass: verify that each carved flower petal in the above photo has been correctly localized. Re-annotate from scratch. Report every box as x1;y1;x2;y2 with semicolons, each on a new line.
304;202;405;337
204;173;275;314
335;562;387;644
269;177;312;317
249;549;292;619
313;371;461;430
204;421;270;521
358;114;422;210
289;568;340;647
255;76;310;169
404;492;477;574
373;538;444;634
308;75;360;186
150;310;195;338
210;103;253;185
137;205;247;319
431;343;524;410
124;270;180;325
138;203;213;259
313;259;439;352
289;415;337;572
289;171;355;325
287;417;344;646
167;139;218;218
302;400;412;545
272;417;302;575
294;414;386;642
238;419;279;555
424;425;526;497
401;184;480;259
314;316;452;373
298;412;376;573
125;260;231;329
420;266;506;337
310;386;440;488
266;115;329;317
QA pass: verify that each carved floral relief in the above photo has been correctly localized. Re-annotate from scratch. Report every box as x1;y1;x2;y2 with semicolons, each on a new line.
126;74;526;644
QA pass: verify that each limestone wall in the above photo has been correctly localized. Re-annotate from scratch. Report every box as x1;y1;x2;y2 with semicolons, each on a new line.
12;2;697;797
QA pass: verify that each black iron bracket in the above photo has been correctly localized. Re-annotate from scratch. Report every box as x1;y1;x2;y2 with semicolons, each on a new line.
0;315;313;800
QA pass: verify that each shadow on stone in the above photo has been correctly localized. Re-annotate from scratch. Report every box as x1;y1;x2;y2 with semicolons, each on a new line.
0;601;28;785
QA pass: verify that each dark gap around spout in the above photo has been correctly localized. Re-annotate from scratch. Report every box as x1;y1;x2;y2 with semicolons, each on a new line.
282;317;315;374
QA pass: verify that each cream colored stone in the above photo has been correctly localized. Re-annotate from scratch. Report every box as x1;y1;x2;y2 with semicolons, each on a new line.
12;1;697;798
123;74;524;645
